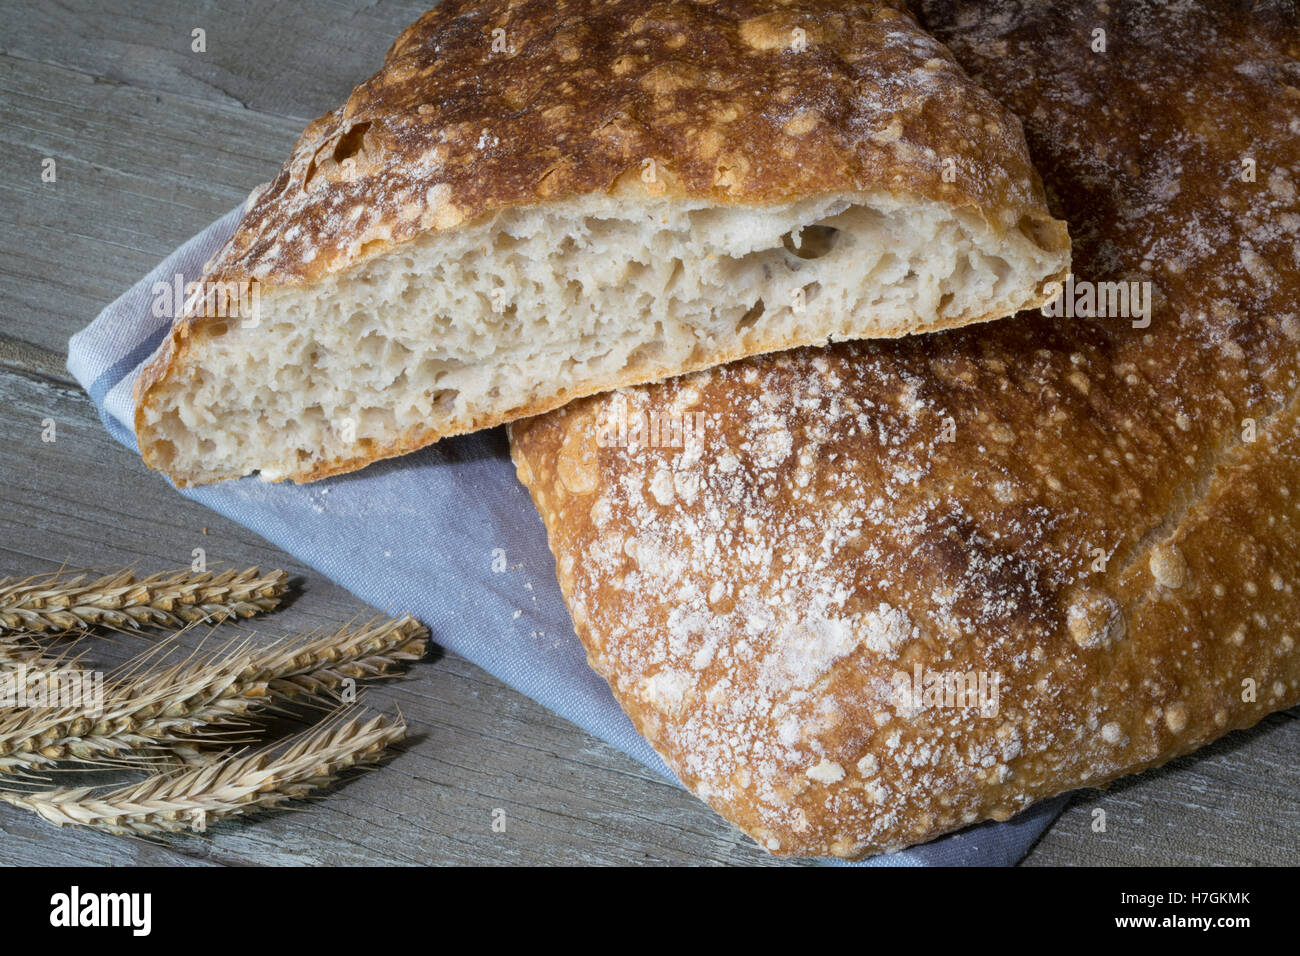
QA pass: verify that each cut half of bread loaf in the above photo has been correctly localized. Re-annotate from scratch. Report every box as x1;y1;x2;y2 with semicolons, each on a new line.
134;0;1069;486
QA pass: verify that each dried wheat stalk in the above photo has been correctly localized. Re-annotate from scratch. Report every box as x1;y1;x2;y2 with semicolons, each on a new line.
0;710;405;836
0;567;289;634
0;616;427;773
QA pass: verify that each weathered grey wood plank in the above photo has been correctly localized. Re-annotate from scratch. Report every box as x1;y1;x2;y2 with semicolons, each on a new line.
0;0;427;123
1025;712;1299;866
0;53;301;359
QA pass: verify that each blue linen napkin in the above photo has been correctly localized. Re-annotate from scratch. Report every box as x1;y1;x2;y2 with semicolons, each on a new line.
66;209;1066;865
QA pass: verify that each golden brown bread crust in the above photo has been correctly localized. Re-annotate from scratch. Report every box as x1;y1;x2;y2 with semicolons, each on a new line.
133;0;1070;484
194;0;1057;288
509;0;1300;857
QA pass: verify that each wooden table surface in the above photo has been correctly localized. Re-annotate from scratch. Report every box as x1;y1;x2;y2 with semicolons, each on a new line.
0;0;1295;867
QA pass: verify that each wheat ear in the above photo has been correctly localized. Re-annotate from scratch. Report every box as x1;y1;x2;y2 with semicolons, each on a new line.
0;616;427;773
248;615;429;699
0;645;266;774
0;567;289;634
0;710;405;836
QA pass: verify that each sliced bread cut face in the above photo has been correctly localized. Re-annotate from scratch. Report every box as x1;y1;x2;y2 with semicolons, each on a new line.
133;0;1070;486
139;190;1066;485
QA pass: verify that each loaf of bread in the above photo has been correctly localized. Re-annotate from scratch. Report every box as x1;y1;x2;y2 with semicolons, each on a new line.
133;0;1068;486
509;0;1300;857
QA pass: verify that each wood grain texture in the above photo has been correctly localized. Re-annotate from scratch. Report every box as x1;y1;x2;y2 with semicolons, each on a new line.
1024;712;1299;867
0;0;1292;865
0;0;430;121
0;53;297;358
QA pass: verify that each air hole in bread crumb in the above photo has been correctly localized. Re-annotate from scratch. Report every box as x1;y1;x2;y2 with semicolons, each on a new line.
627;340;666;365
432;389;458;414
738;299;765;329
783;224;839;259
1017;213;1062;250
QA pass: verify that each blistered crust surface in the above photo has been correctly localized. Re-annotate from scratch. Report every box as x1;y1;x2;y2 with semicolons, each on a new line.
510;0;1300;857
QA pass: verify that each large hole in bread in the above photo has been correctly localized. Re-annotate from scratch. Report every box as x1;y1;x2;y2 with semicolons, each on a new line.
738;299;765;329
782;224;839;259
